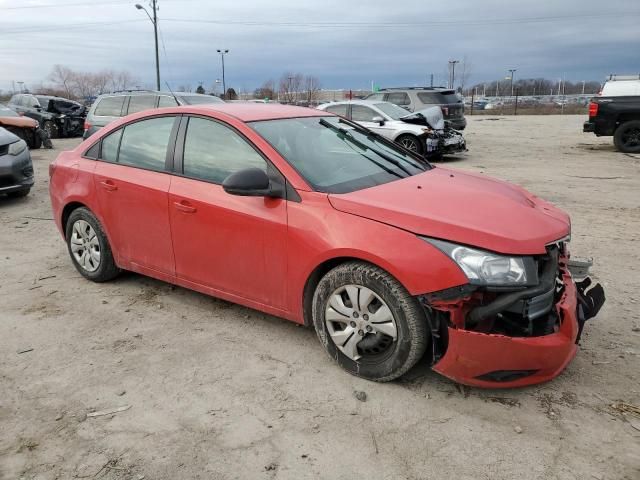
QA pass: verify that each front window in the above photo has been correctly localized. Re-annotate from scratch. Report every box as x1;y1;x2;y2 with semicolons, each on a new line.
250;116;429;194
374;102;410;120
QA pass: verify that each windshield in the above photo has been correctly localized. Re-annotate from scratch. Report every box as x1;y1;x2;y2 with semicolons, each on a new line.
250;116;430;194
178;94;224;105
374;102;410;120
0;105;19;117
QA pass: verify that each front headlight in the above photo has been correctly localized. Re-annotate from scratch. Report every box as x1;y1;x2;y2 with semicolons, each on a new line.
422;237;538;287
8;139;27;156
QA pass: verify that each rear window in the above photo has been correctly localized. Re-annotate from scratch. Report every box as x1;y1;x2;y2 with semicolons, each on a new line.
94;96;125;117
385;92;410;105
418;92;460;104
178;95;224;105
324;104;348;117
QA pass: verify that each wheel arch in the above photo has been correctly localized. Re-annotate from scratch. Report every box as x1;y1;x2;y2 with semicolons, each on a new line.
302;255;403;328
61;201;88;237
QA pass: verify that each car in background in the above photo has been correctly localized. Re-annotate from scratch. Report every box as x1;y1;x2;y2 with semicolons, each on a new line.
365;87;467;130
317;100;465;158
0;104;43;149
584;93;640;153
9;93;86;139
83;91;225;139
0;127;34;198
599;75;640;97
50;103;605;387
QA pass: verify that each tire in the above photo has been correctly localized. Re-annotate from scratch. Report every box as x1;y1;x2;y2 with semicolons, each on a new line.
312;261;429;382
30;131;42;149
396;134;424;155
614;120;640;153
65;207;119;282
7;188;30;198
43;120;58;139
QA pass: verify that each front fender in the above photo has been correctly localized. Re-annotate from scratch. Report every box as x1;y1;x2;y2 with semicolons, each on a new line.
287;191;468;322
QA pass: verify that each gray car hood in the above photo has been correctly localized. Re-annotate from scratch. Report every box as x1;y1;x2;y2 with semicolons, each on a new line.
0;126;20;147
401;106;445;130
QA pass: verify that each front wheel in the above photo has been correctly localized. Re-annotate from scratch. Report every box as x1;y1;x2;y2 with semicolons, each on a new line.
65;207;120;282
396;134;424;155
614;120;640;153
312;261;428;382
43;120;58;139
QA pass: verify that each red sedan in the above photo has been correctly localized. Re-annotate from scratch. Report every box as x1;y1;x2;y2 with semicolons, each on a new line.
49;104;605;387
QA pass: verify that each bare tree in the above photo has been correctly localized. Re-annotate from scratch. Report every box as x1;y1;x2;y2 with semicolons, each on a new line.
303;76;322;105
48;64;75;98
255;79;276;100
279;72;303;104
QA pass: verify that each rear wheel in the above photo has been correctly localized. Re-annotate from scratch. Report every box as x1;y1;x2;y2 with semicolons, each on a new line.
396;134;424;155
65;207;119;282
614;120;640;153
312;261;428;382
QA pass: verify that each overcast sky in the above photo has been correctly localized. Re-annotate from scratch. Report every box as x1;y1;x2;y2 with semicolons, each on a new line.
1;0;638;94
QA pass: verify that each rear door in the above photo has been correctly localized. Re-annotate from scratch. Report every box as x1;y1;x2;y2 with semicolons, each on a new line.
168;115;288;308
93;115;178;275
384;92;412;111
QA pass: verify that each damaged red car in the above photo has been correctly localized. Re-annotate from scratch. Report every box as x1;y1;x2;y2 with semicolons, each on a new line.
49;104;605;387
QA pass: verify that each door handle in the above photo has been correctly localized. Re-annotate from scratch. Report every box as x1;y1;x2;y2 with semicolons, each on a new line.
100;180;117;191
173;200;197;213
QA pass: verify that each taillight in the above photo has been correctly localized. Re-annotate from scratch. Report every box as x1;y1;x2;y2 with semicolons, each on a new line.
588;102;598;117
84;120;91;131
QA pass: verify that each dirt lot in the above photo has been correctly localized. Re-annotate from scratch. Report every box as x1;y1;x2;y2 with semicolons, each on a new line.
1;115;639;480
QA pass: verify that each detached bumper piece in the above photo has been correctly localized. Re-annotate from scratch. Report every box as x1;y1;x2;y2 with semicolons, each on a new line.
421;248;606;388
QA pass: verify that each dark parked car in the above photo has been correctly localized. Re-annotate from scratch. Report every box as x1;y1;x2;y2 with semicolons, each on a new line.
365;87;467;130
584;95;640;153
83;90;225;139
0;127;34;198
0;104;44;149
8;93;86;139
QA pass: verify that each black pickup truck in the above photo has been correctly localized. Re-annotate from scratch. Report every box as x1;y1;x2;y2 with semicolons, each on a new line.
583;96;640;153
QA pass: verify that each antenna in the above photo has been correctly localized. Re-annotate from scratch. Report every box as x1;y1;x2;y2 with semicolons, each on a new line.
165;81;179;105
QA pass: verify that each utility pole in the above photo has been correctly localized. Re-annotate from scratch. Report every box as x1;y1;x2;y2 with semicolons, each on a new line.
217;49;229;99
135;2;160;90
582;80;586;95
508;69;516;97
430;73;434;87
448;60;460;89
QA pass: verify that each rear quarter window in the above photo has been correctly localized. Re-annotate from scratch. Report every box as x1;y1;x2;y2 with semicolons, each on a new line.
94;96;125;117
385;92;410;105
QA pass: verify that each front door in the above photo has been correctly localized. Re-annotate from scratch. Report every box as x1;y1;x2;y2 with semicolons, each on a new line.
93;116;177;275
168;116;288;309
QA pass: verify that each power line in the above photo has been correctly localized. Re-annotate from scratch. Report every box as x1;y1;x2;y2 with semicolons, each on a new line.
161;12;640;28
0;19;146;35
0;0;133;10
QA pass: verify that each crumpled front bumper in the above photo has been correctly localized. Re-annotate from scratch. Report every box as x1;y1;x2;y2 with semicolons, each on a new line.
429;261;604;388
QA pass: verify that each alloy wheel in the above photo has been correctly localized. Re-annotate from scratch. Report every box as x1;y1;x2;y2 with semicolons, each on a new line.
621;126;640;148
400;136;419;152
324;284;398;361
70;220;101;272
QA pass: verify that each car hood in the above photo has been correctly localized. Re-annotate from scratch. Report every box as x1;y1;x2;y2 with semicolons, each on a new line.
328;167;570;255
401;106;445;130
0;126;21;147
0;115;38;128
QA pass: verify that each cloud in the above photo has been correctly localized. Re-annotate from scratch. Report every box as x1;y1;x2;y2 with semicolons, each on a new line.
1;0;638;93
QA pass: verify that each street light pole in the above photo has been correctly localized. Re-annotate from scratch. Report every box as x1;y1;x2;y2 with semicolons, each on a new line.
135;2;160;90
508;69;517;97
217;49;229;99
448;60;460;89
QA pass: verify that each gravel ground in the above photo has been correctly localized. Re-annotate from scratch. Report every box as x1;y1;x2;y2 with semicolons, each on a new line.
1;115;639;480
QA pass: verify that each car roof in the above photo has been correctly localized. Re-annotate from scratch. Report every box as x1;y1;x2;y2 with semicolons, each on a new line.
186;103;328;122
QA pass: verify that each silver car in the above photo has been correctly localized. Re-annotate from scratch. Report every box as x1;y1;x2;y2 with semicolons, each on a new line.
317;100;465;157
0;127;33;198
83;91;224;139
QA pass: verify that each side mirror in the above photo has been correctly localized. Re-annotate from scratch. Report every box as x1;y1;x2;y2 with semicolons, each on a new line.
223;167;279;197
372;116;385;126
